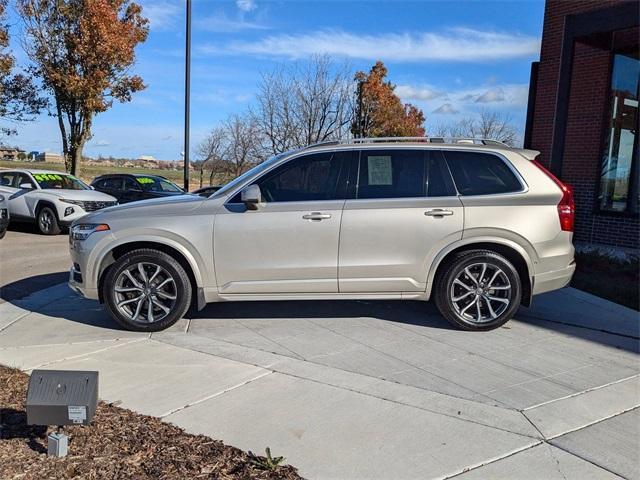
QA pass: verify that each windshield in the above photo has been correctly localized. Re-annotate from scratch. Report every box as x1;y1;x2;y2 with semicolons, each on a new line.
135;176;183;193
33;173;90;190
210;152;291;198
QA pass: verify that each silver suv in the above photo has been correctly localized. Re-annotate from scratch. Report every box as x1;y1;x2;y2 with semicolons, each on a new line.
68;138;576;332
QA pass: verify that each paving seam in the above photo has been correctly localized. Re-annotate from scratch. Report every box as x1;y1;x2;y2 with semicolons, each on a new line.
543;405;640;441
441;441;543;479
548;440;628;479
305;317;508;406
152;333;520;414
518;313;640;340
16;337;149;371
0;310;31;333
522;373;640;410
159;370;274;418
151;336;542;439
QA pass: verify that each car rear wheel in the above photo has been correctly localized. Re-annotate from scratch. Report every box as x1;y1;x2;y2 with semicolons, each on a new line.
434;249;521;331
102;248;192;332
37;206;61;235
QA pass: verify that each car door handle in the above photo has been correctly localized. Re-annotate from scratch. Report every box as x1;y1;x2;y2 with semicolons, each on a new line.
424;209;454;217
302;212;332;221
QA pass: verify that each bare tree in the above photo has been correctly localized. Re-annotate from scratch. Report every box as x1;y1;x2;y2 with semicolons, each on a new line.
196;126;226;187
430;110;518;146
224;113;262;177
254;55;353;155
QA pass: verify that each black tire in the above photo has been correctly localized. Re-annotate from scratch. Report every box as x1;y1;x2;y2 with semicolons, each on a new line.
37;205;61;235
0;228;5;239
434;249;521;331
102;248;192;332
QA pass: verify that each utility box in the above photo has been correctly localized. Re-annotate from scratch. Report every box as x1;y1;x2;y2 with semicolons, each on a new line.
26;370;98;426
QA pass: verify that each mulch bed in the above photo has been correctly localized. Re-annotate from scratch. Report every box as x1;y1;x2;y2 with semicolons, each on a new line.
0;366;302;479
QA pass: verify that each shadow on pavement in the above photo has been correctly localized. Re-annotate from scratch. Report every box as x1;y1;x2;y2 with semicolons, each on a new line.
192;299;454;329
0;272;69;303
2;273;638;354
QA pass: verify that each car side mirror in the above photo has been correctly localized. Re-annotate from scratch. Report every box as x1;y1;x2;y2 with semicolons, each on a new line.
240;184;262;210
19;183;33;190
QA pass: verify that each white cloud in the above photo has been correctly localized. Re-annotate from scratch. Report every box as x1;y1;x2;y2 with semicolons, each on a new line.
194;13;268;33
93;140;111;147
475;88;506;103
142;1;181;31
236;0;256;12
396;85;444;101
199;27;540;62
433;103;459;114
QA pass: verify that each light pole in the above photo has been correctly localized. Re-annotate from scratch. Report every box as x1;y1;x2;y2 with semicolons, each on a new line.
183;0;191;191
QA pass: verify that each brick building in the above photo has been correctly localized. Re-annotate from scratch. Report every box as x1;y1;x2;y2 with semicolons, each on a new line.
525;0;639;250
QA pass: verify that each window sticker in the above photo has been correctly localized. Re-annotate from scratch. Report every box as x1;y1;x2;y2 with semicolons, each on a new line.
34;173;63;181
136;177;155;184
367;156;393;185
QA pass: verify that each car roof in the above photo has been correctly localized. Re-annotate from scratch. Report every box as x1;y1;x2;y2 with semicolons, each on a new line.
95;173;166;179
0;168;71;175
301;138;539;160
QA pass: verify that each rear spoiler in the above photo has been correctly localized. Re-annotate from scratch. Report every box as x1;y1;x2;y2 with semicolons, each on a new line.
518;149;541;161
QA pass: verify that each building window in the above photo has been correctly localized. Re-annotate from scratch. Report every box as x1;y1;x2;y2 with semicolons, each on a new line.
598;53;639;214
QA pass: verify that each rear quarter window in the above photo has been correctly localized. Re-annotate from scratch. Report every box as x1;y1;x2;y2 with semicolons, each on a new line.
444;151;523;196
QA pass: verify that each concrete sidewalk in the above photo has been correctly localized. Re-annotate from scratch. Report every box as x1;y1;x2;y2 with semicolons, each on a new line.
0;283;638;479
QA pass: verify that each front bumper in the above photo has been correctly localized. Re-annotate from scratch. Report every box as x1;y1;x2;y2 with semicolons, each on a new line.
68;232;111;301
532;261;576;295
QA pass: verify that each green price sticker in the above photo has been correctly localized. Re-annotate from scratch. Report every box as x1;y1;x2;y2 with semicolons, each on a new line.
136;177;155;184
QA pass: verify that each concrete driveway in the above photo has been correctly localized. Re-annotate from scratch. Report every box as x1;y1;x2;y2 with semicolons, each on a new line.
0;251;638;478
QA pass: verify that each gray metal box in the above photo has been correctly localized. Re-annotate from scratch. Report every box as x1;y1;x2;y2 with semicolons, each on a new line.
26;370;98;426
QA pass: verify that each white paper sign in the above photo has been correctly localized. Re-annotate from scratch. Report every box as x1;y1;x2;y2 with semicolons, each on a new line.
367;156;393;185
68;405;87;424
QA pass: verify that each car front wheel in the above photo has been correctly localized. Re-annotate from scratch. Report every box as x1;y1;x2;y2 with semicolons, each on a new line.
102;248;192;332
37;206;61;235
434;249;521;331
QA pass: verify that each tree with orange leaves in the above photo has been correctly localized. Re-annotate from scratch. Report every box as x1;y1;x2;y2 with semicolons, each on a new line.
18;0;148;174
351;61;425;138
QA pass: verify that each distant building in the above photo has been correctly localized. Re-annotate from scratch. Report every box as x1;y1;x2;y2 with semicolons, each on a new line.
35;152;65;164
137;155;156;161
0;145;26;161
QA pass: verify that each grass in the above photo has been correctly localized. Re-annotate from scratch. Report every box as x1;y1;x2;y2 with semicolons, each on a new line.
0;366;302;479
571;250;639;310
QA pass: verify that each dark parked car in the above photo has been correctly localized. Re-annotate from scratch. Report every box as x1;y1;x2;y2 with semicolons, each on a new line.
192;185;222;197
91;174;185;204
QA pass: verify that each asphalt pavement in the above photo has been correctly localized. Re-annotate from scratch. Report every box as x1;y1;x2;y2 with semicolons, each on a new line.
0;224;70;303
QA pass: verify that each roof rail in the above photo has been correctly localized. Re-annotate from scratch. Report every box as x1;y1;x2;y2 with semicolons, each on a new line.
305;137;509;149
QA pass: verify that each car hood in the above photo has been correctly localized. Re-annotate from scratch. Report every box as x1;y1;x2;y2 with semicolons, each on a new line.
44;189;117;202
81;193;204;223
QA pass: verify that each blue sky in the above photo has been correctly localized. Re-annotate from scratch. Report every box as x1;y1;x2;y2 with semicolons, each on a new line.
8;0;545;160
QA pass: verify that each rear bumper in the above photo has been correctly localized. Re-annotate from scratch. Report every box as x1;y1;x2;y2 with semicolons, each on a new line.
532;261;576;295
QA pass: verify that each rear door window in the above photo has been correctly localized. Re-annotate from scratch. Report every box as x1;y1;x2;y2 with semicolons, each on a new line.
444;151;522;196
355;149;456;199
357;149;425;199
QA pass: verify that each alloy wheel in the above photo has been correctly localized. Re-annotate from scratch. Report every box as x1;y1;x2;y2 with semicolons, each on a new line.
113;262;177;323
450;262;512;324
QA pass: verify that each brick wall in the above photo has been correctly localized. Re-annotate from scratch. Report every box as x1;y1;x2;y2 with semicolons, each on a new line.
530;0;639;249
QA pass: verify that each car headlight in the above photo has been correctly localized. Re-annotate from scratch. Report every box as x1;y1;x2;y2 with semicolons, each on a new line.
0;194;4;202
70;223;110;241
60;199;86;209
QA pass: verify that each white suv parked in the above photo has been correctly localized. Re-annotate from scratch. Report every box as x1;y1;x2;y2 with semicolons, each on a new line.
0;169;117;235
69;138;576;332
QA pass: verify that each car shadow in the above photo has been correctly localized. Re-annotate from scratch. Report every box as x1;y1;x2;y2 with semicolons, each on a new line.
2;274;638;354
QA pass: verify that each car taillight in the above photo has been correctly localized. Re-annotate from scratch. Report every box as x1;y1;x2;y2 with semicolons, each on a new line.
532;160;575;232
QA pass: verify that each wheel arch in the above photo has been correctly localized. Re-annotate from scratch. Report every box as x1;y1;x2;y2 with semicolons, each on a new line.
96;239;202;306
427;239;533;306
